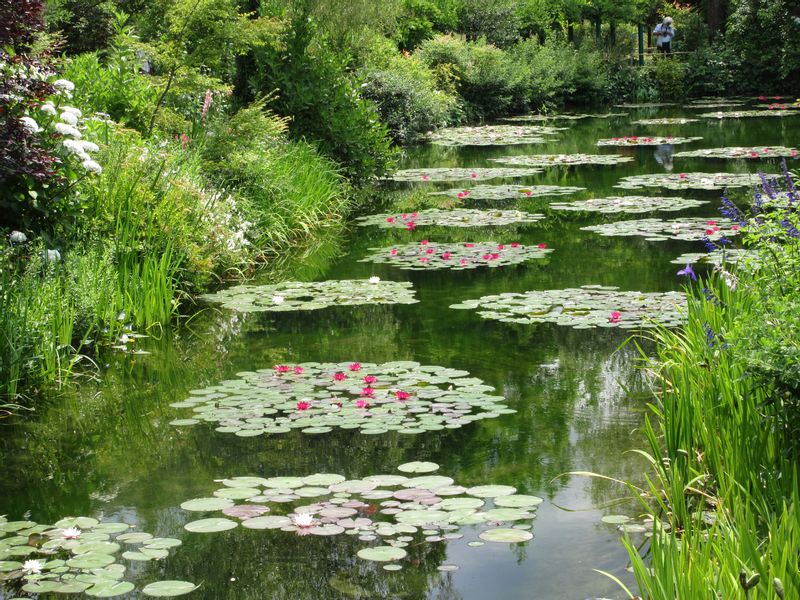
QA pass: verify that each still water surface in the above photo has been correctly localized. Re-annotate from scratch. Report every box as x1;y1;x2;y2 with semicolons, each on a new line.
2;104;798;599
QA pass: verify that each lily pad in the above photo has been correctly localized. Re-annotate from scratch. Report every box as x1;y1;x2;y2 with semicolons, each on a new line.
466;485;517;498
601;515;631;524
614;102;676;108
630;118;699;125
581;218;741;242
550;196;707;214
201;279;418;312
180;498;235;512
356;209;544;229
386;167;543;183
490;154;634;167
597;136;702;146
450;285;686;329
673;146;798;160
85;581;135;597
429;184;585;201
359;241;552;271
479;528;534;543
426;124;563;146
142;581;199;597
493;495;544;508
397;461;439;473
356;546;407;562
501;112;627;122
184;518;238;533
687;99;745;108
670;249;759;267
700;110;800;119
614;172;770;191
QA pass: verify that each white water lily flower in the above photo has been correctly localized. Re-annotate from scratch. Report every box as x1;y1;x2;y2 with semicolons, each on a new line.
60;111;78;126
55;123;81;138
20;116;41;133
61;527;81;539
45;249;61;263
272;295;285;305
79;140;100;153
40;103;57;116
368;276;380;284
22;559;43;574
52;79;75;92
292;512;315;528
9;231;27;243
61;105;82;117
82;159;102;174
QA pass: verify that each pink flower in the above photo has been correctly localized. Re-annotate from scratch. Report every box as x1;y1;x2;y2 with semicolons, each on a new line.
422;175;430;181
705;229;714;235
419;257;429;263
791;150;798;157
355;399;370;408
294;366;304;374
442;252;452;260
457;192;466;199
679;173;687;180
609;311;621;323
421;240;428;245
525;190;533;196
395;390;410;401
296;401;311;411
497;244;505;250
490;253;500;259
361;387;375;396
731;224;740;231
459;258;467;266
406;221;416;230
386;217;395;223
470;172;478;179
411;213;418;218
774;95;781;100
363;375;377;384
349;363;361;372
333;372;347;381
750;152;758;158
275;365;290;373
763;148;770;153
390;248;398;256
465;243;475;248
612;137;620;142
401;213;408;219
706;220;717;226
537;243;547;249
511;242;520;248
463;190;470;197
758;95;767;101
425;248;434;254
768;105;774;110
482;253;491;260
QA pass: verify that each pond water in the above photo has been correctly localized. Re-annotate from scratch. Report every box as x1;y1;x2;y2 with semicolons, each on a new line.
1;104;798;599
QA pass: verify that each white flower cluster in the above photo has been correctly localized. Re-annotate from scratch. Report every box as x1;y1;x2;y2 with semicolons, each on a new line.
201;192;252;255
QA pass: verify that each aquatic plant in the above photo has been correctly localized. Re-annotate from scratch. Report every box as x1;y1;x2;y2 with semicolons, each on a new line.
614;172;771;190
425;124;563;146
597;136;702;147
490;154;634;167
550;196;707;214
673;146;798;160
700;109;800;119
630;118;699;125
500;113;627;122
581;218;740;242
356;209;544;229
428;184;585;201
670;249;759;267
386;167;543;183
358;241;552;270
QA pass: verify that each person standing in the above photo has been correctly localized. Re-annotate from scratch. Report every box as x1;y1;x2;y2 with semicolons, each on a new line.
654;17;675;55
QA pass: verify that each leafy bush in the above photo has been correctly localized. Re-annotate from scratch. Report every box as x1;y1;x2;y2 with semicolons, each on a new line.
396;0;459;50
644;55;688;102
457;0;521;48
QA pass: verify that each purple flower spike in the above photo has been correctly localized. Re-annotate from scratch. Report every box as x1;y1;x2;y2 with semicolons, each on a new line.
677;263;697;281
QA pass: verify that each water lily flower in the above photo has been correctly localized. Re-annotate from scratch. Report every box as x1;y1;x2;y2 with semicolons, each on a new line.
368;276;380;284
420;240;428;245
349;363;361;371
363;375;377;384
22;560;43;575
457;192;466;199
470;172;478;179
395;390;410;401
292;512;315;528
482;253;491;260
275;365;291;373
425;248;434;254
758;95;766;101
296;400;311;410
355;398;370;408
464;243;475;248
731;224;740;231
9;230;27;243
490;253;500;259
679;173;687;180
706;220;717;226
792;150;798;157
421;175;430;181
750;152;758;158
609;311;621;323
272;295;285;305
419;257;429;262
20;116;41;133
510;242;520;248
386;217;395;223
333;372;347;381
390;249;398;256
763;148;770;153
293;366;304;374
705;229;715;235
537;243;547;249
525;190;533;196
61;527;81;539
677;263;697;281
441;252;452;260
497;244;505;250
401;213;407;219
406;222;416;231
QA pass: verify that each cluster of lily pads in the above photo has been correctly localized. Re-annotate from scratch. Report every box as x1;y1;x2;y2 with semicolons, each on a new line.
670;249;759;267
700;110;799;119
428;184;585;201
549;196;707;214
687;99;745;109
449;285;686;329
614;172;767;190
358;241;552;271
0;515;195;597
356;209;545;229
171;361;513;436
614;102;675;108
200;280;418;312
630;117;699;126
581;218;740;242
596;136;702;146
387;167;543;183
501;113;627;122
179;463;540;569
489;154;634;167
425;125;563;146
673;146;798;160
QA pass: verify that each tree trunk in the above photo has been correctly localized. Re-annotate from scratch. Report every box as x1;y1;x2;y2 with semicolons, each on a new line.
707;0;727;38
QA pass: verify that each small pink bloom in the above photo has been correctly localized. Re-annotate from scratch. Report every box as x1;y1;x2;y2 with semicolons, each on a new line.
419;257;429;262
497;244;505;250
511;242;520;248
705;229;715;235
457;192;466;199
537;243;547;249
361;387;375;396
707;220;717;226
411;213;418;218
465;243;475;248
731;224;740;231
401;213;407;219
609;311;621;323
349;363;361;372
482;253;491;260
459;258;467;266
792;149;798;157
355;399;370;408
470;172;478;179
758;95;767;101
395;390;410;401
463;190;470;197
296;401;311;411
768;105;775;110
421;175;430;181
421;240;428;245
442;252;452;260
612;137;620;142
774;95;781;100
525;190;533;196
294;366;304;374
750;152;758;158
425;248;434;254
363;375;377;384
763;148;770;153
490;253;500;259
333;372;347;381
275;365;290;373
386;217;395;223
406;222;416;230
390;248;398;256
679;173;687;179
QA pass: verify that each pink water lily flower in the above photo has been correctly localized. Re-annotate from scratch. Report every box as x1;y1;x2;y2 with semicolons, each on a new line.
421;175;430;181
361;387;375;396
296;401;311;411
421;240;428;245
411;213;418;218
363;375;377;384
731;225;740;231
395;390;410;401
349;363;361;372
511;242;520;248
482;253;491;260
386;217;395;223
401;213;408;219
459;259;467;265
419;257;429;262
525;190;533;196
537;243;547;249
390;248;398;255
406;222;416;231
457;192;466;199
791;150;798;157
333;372;347;381
763;148;770;153
275;365;291;373
465;243;475;248
609;311;622;323
497;244;505;250
470;172;478;179
750;152;758;158
355;398;370;408
442;252;452;260
425;248;434;254
707;220;717;226
490;253;500;259
294;366;304;374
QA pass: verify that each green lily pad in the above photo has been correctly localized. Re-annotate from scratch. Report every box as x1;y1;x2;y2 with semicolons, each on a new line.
491;153;634;167
479;528;534;543
673;146;798;160
85;581;135;597
671;249;759;267
184;518;238;533
630;118;699;125
397;461;439;473
72;541;120;555
581;218;740;242
66;553;116;569
615;172;772;191
700;109;800;119
359;241;552;271
426;124;563;146
241;516;292;530
597;136;702;146
551;196;707;214
142;580;199;596
180;498;235;512
601;515;632;524
386;167;543;183
614;102;676;108
466;485;517;498
116;532;153;544
356;208;544;229
501;112;627;122
356;546;407;562
493;495;544;508
429;184;584;201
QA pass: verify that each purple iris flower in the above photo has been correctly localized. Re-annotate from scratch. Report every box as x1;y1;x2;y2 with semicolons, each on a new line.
677;263;697;281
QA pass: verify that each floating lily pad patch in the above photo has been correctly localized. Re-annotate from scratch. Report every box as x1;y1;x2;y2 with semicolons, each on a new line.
581;218;741;242
449;285;686;329
500;112;627;122
687;100;746;108
630;118;700;125
200;279;418;312
171;361;513;437
429;184;585;201
670;249;760;267
358;241;552;271
614;172;769;190
550;196;707;214
490;154;634;167
386;167;543;183
181;465;540;569
597;136;702;147
614;102;676;108
356;209;545;229
425;124;564;146
700;110;800;119
0;517;192;597
673;146;798;160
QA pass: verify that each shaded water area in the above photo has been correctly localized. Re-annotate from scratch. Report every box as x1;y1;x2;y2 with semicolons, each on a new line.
2;104;799;599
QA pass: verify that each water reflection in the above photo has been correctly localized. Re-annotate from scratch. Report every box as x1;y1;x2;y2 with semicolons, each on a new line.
654;143;674;171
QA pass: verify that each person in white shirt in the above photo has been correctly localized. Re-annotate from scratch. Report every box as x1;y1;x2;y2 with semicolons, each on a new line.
654;17;675;55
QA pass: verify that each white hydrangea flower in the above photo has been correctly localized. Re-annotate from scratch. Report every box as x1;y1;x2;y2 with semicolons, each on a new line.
55;123;81;138
52;79;75;92
20;116;41;133
61;106;82;117
79;140;100;153
82;159;102;174
40;103;57;116
60;112;78;126
61;139;85;155
45;249;61;262
22;559;43;574
9;231;27;243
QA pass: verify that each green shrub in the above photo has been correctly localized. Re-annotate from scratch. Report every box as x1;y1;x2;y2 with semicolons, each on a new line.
645;56;688;102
